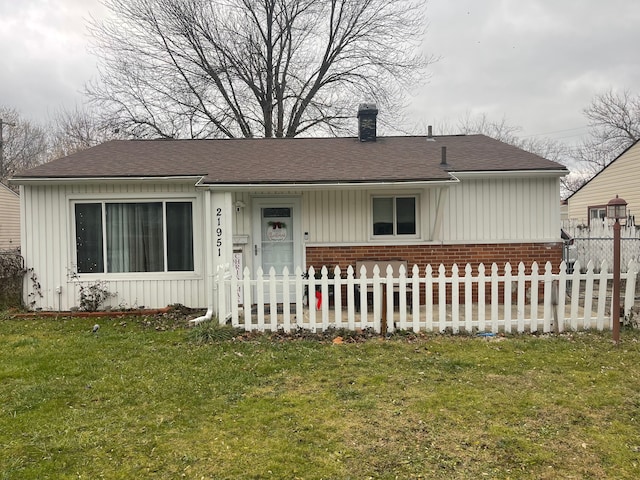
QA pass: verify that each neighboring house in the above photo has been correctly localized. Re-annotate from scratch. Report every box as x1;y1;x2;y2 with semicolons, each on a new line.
0;182;20;252
566;139;640;224
10;105;568;311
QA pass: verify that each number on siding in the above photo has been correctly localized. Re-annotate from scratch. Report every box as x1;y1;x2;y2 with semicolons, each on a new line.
216;208;223;256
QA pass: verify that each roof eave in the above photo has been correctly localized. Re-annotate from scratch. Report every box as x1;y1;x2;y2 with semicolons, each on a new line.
451;169;568;179
9;175;206;186
197;178;460;191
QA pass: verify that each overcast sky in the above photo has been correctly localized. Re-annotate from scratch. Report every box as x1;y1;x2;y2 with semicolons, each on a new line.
1;0;639;147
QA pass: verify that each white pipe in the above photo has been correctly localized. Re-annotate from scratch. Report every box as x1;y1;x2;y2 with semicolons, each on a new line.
189;307;213;326
190;263;225;326
189;189;215;328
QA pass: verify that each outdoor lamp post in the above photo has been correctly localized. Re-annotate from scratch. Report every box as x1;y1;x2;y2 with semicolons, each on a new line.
607;195;627;344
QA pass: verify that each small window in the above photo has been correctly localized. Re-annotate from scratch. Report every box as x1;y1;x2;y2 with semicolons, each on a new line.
75;201;194;273
588;206;606;224
372;196;416;236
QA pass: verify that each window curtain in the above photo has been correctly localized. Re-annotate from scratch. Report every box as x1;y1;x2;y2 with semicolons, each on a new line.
106;203;163;272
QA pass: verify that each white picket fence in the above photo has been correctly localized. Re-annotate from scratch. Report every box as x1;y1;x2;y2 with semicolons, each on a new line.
213;261;639;334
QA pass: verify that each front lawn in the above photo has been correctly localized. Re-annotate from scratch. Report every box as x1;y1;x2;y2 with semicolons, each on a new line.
1;315;640;479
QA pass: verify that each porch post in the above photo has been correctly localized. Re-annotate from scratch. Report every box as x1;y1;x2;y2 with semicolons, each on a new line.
210;191;234;319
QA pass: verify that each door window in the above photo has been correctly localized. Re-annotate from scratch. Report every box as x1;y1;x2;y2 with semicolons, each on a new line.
261;207;293;274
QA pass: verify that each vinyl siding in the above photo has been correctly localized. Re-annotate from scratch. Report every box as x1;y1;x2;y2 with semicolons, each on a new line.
0;184;20;251
22;182;207;311
567;142;640;222
231;175;560;245
443;175;560;242
232;188;436;245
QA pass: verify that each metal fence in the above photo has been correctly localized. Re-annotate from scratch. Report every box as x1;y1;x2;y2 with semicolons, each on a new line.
573;237;640;273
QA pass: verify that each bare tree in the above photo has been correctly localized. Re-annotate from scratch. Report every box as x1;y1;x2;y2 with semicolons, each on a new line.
49;106;123;159
561;171;592;197
439;112;570;163
564;89;640;195
450;113;523;144
86;0;432;139
573;89;640;174
435;112;574;196
0;107;49;184
582;89;640;160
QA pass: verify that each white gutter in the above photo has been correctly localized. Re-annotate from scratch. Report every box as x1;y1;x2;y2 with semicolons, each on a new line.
451;169;568;179
12;175;460;190
194;178;461;191
11;170;567;188
9;175;206;186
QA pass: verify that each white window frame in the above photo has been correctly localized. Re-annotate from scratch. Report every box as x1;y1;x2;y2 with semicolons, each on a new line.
588;205;607;225
370;194;419;239
70;196;198;277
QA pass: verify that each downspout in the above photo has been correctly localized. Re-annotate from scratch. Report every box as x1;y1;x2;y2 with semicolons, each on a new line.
431;186;450;242
190;188;214;326
431;149;455;242
189;307;213;326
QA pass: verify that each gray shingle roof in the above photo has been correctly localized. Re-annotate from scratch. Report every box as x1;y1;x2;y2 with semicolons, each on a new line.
13;134;567;184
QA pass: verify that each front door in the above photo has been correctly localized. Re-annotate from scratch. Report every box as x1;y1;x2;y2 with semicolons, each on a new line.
252;198;302;300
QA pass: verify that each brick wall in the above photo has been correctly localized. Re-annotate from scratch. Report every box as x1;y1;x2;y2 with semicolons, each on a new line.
305;242;563;273
306;243;562;303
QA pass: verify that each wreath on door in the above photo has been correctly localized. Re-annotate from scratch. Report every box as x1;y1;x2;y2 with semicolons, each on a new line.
267;221;286;229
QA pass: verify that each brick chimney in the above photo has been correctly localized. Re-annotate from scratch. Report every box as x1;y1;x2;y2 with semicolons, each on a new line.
357;103;378;142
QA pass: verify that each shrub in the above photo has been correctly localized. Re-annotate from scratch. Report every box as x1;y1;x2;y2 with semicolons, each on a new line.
187;319;244;344
0;253;26;310
77;280;114;312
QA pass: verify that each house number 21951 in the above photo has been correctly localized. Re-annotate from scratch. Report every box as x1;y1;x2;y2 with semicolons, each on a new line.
216;208;223;257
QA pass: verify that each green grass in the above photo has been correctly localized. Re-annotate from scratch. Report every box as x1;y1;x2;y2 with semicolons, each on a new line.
2;316;640;479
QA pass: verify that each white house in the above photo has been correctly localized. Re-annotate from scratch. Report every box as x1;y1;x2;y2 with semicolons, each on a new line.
11;106;568;311
0;182;20;252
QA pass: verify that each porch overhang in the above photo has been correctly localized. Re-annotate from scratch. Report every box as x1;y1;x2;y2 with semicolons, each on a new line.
194;178;461;192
